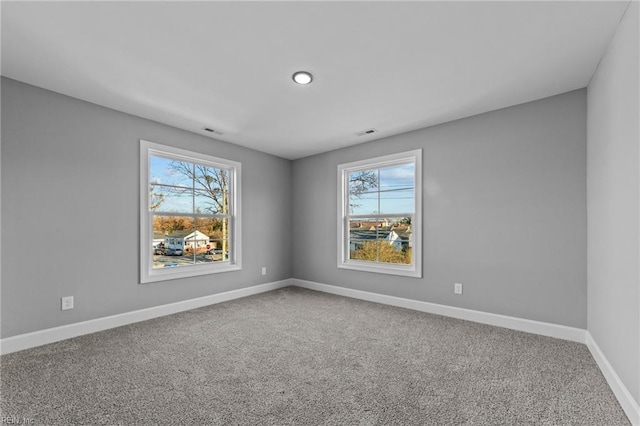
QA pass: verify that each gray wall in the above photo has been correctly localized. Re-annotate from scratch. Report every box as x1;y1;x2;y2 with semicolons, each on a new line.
1;78;292;338
292;90;587;329
587;1;639;405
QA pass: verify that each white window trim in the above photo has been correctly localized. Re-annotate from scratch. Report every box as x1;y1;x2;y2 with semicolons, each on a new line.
337;149;422;278
140;140;242;283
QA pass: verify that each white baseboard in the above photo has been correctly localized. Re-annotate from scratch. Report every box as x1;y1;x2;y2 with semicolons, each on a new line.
291;279;587;343
0;279;292;355
587;332;640;425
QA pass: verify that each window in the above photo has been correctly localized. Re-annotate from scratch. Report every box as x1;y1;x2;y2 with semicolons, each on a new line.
338;150;422;277
140;140;241;283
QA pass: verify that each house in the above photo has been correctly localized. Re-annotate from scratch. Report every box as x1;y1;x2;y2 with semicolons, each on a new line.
348;228;381;251
386;229;411;251
164;230;210;252
1;2;638;424
349;227;411;252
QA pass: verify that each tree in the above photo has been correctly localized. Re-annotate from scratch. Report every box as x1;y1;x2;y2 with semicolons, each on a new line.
153;216;194;234
150;188;165;211
399;217;412;226
351;240;412;265
348;170;378;213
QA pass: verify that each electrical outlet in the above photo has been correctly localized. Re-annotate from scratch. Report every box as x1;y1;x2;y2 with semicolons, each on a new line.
61;296;74;310
261;267;267;275
454;283;463;295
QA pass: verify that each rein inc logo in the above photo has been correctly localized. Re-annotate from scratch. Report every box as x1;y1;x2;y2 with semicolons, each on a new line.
1;415;33;425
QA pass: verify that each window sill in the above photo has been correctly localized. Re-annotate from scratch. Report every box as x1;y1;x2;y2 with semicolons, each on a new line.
141;263;241;284
338;261;422;278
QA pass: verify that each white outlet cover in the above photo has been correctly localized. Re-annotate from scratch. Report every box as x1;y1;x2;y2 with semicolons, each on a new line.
454;283;463;295
61;296;74;310
261;267;267;275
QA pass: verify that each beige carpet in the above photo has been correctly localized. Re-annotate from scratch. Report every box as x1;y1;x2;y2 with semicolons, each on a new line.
0;286;630;425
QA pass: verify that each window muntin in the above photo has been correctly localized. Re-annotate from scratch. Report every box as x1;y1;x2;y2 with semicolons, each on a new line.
338;150;422;277
141;140;241;283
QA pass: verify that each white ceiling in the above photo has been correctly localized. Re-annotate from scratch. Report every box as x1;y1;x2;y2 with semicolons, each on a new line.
1;1;630;159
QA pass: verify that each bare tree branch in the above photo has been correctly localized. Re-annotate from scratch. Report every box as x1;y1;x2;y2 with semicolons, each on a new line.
348;170;378;212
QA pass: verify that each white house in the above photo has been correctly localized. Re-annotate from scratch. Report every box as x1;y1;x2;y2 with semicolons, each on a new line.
386;229;411;251
165;230;210;252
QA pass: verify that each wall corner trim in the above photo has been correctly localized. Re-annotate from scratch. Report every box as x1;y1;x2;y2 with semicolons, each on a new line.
291;279;587;343
586;332;640;425
0;279;293;355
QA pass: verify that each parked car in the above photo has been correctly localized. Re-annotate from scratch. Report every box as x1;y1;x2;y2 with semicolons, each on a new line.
166;248;183;256
153;247;164;255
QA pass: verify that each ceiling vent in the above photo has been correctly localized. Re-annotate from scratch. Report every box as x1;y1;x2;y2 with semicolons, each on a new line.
202;127;224;136
357;128;377;136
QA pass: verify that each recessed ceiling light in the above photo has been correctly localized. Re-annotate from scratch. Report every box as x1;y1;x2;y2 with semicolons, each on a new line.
292;71;313;85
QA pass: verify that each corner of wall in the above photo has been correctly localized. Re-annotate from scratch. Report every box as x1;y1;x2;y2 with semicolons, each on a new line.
586;0;640;416
586;332;640;425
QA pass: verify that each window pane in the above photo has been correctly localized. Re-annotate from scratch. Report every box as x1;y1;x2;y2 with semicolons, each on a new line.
378;163;414;215
194;166;229;214
348;218;381;261
382;224;413;265
348;217;413;265
150;184;193;213
348;169;378;214
150;156;193;188
152;215;196;269
195;218;230;262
